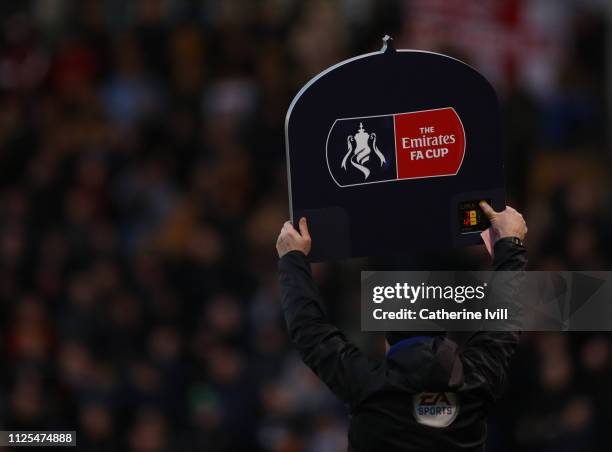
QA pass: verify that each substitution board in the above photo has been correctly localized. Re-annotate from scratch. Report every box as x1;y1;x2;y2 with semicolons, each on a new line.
285;37;505;262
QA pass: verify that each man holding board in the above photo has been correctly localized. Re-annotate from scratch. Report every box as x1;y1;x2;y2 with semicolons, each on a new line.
276;202;527;452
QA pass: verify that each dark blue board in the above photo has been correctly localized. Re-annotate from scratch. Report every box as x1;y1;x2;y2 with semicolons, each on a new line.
285;37;505;262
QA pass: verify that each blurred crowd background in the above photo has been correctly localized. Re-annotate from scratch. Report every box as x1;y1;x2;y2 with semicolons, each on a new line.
0;0;611;451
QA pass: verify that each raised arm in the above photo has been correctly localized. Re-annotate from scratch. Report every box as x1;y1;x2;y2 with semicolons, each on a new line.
277;219;384;408
460;202;528;402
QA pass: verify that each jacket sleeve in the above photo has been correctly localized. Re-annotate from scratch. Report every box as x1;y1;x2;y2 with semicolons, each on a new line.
278;251;383;408
460;239;527;402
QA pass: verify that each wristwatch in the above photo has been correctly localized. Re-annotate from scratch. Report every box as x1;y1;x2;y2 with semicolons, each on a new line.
497;236;525;248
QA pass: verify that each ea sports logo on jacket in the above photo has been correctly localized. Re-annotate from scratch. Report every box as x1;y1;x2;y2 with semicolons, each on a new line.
413;392;459;428
326;107;466;187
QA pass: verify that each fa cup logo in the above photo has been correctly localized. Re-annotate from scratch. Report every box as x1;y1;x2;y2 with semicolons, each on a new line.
326;108;464;187
341;122;386;180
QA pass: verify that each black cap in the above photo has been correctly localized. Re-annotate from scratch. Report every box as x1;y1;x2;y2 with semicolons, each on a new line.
385;331;445;346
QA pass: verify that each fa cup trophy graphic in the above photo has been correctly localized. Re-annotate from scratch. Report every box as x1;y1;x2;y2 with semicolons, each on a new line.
341;122;386;180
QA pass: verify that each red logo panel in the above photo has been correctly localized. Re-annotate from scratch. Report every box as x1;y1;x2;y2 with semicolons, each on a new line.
394;108;465;180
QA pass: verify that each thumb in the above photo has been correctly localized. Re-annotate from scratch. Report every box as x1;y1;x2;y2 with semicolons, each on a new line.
298;217;311;240
284;221;301;237
479;200;497;220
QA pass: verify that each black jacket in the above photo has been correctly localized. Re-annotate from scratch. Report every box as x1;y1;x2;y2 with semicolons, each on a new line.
278;240;527;452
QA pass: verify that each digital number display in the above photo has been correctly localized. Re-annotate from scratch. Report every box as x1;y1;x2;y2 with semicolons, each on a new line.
458;200;491;234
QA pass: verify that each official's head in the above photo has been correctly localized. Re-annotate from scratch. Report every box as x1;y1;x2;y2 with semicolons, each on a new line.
385;331;445;353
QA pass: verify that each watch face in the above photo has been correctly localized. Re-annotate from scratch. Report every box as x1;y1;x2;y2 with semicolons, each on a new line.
510;237;524;247
458;200;491;234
